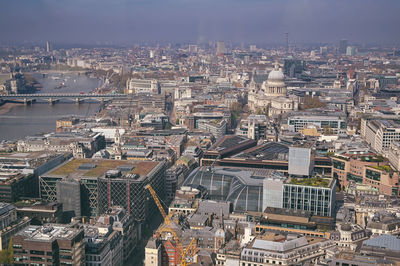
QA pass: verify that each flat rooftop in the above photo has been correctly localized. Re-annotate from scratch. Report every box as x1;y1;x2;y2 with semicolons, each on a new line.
287;177;332;188
0;151;65;168
46;158;159;179
234;142;289;161
16;224;81;242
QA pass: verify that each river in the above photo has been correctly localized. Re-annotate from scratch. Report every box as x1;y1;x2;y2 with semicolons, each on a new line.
0;73;102;141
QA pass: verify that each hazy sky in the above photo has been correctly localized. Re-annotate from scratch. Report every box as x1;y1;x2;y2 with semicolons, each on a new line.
1;0;399;45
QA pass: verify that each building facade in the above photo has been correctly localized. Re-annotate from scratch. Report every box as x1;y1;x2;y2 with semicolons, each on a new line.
13;224;85;266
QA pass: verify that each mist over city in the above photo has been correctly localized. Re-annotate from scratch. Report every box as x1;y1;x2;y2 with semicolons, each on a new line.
1;1;400;266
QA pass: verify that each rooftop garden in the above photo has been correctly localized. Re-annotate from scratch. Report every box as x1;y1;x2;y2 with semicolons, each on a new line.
289;177;330;188
370;165;392;173
49;159;134;177
361;155;385;162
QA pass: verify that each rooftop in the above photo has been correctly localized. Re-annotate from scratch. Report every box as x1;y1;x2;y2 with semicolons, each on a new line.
363;235;400;251
288;177;331;188
16;224;82;242
47;158;159;179
0;151;65;169
234;142;289;161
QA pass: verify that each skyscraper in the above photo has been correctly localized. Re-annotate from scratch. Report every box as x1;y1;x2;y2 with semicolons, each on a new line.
339;39;348;54
46;40;51;53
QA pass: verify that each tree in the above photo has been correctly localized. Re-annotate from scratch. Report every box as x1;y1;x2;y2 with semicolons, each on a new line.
230;102;243;124
264;103;270;117
256;107;263;115
300;96;327;110
0;237;14;265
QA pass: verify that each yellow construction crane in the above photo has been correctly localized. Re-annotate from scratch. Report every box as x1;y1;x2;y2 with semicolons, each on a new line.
145;184;196;266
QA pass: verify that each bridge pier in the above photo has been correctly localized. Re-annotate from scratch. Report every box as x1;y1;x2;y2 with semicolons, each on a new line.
23;98;34;105
75;98;81;105
48;98;58;105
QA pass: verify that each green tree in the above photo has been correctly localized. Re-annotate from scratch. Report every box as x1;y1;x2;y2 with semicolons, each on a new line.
0;237;14;265
300;96;327;110
256;107;263;115
264;103;270;117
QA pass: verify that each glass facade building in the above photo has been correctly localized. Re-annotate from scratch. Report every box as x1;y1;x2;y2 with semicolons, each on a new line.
288;115;346;134
282;181;336;217
183;167;283;212
183;166;336;217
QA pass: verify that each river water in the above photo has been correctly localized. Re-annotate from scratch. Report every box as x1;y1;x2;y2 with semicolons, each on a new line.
0;73;102;141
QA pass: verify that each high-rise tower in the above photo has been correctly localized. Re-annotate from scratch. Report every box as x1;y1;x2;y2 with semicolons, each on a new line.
46;41;51;53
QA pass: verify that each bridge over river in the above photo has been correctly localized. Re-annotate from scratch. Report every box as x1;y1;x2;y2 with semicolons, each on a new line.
0;93;128;104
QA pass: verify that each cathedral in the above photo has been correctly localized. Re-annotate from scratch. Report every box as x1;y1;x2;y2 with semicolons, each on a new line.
248;62;298;116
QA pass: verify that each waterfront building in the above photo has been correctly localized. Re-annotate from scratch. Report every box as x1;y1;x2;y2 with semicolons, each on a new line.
17;132;105;159
125;78;160;94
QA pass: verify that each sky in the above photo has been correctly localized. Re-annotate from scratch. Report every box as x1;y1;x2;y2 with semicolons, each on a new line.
0;0;399;45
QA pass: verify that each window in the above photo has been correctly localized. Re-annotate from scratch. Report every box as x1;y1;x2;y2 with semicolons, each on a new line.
30;250;45;255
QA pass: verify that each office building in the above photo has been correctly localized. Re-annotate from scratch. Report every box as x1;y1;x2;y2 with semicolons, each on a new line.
16;202;63;224
288;145;314;177
125;78;161;94
0;203;30;251
388;141;400;171
145;237;162;266
283;58;306;78
97;206;139;263
240;231;333;265
346;46;356;56
17;132;105;159
282;177;336;217
361;119;400;155
201;135;257;165
0;171;36;203
97;161;167;222
82;224;123;266
56;179;81;220
13;224;85;265
183;166;336;216
40;158;167;220
197;119;227;139
339;39;348;54
0;151;68;199
287;114;347;134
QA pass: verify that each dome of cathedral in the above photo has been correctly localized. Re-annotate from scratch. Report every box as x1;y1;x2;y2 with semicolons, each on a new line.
268;68;285;82
267;63;285;83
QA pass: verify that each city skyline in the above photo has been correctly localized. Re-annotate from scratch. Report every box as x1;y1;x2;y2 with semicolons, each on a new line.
1;0;400;45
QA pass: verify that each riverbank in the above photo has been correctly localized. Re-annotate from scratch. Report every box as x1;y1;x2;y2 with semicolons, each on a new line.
0;102;23;115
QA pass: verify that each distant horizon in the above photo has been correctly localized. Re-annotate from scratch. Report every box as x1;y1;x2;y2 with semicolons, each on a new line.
1;0;400;45
1;40;399;50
